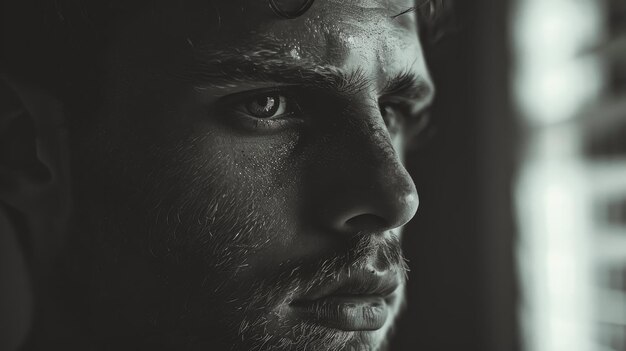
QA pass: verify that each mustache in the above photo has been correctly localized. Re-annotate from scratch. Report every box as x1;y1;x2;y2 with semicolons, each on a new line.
305;232;408;285
241;233;409;309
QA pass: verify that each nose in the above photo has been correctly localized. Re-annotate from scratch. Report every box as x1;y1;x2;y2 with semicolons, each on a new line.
309;118;419;235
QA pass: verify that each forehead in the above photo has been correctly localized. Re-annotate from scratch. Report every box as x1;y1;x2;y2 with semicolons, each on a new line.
178;0;422;79
266;0;419;42
263;0;420;66
109;0;426;90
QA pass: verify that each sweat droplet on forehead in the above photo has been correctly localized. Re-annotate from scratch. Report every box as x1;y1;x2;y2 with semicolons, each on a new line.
289;47;302;59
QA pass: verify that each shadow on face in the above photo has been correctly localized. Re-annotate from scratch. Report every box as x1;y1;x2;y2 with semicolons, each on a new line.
1;0;434;350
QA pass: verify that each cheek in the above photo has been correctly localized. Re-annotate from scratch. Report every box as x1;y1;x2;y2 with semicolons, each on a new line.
178;129;305;256
204;132;302;193
152;129;311;299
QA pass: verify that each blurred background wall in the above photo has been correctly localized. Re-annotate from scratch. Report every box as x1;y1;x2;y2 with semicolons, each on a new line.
514;0;626;350
392;0;626;350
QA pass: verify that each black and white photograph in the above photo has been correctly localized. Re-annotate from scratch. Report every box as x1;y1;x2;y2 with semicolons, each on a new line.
1;0;625;350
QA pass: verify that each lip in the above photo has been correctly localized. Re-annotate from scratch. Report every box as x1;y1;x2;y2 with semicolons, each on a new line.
289;269;401;331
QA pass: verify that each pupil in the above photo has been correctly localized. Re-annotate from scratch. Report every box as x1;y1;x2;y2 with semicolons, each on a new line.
257;96;275;111
246;94;280;118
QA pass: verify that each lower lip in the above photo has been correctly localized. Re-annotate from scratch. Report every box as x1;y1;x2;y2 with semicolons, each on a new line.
291;296;389;331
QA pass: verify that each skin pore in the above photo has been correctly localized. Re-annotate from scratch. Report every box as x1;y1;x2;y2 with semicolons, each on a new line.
21;0;434;350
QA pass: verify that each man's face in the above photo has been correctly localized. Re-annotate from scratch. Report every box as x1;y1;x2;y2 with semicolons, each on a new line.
69;0;433;350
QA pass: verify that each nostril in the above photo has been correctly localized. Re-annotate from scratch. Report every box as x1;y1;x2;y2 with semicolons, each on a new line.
345;214;388;232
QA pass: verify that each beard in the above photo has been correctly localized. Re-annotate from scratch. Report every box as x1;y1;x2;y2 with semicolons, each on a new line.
218;233;409;351
68;132;410;351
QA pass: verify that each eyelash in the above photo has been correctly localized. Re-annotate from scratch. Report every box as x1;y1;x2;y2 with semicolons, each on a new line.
216;88;432;139
216;88;304;132
380;100;431;134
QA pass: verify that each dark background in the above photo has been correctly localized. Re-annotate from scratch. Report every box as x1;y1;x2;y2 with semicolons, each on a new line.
392;1;520;350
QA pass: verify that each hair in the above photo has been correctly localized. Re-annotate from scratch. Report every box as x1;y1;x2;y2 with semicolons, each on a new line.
2;0;453;96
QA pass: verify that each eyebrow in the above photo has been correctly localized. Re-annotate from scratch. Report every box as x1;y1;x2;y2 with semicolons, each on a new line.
179;51;433;103
381;69;433;102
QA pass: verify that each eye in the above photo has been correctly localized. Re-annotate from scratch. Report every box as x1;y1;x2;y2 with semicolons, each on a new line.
379;101;433;145
215;89;304;132
244;94;287;119
379;103;406;136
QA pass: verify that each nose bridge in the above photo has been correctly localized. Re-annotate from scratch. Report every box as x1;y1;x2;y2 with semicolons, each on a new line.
358;115;401;168
309;107;419;235
346;113;416;201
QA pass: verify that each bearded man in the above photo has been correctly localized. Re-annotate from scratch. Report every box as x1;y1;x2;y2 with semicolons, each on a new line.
1;0;435;349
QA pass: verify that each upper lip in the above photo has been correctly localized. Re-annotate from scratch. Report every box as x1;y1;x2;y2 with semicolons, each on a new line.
292;268;401;303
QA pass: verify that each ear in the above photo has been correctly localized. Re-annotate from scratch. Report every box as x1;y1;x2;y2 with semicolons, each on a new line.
0;73;70;211
0;72;72;350
0;69;73;268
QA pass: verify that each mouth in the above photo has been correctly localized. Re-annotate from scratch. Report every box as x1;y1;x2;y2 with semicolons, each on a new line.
289;269;401;331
